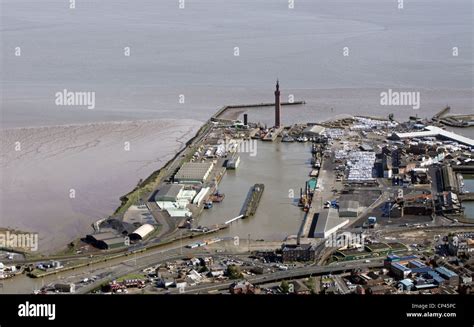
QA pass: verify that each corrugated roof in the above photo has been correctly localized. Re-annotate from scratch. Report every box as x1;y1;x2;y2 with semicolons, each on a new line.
175;162;213;181
88;232;117;241
303;125;326;135
435;266;458;278
392;262;411;271
155;184;183;201
427;271;445;284
410;260;427;268
313;209;348;237
411;267;433;274
399;279;413;286
103;237;126;246
130;224;155;239
395;126;474;147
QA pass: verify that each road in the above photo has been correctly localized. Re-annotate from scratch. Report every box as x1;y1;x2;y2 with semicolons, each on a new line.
170;261;383;294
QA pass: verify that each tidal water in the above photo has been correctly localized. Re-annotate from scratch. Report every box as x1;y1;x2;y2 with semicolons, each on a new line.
1;0;472;252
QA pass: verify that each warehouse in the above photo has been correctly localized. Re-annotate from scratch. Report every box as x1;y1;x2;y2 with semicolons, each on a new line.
302;125;326;137
313;209;349;238
86;232;125;250
101;237;126;250
391;126;474;147
154;184;184;202
129;224;155;241
338;200;360;218
174;162;214;184
435;267;459;286
155;183;195;217
193;187;210;206
86;232;117;243
391;262;412;279
438;165;459;193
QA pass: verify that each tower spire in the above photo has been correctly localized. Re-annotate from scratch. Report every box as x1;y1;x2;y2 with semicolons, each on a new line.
274;79;281;127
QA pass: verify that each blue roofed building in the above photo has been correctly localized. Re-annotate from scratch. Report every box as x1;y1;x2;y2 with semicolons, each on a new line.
426;271;445;285
411;267;433;274
408;260;426;269
399;279;414;291
435;267;459;286
391;262;412;279
384;254;418;268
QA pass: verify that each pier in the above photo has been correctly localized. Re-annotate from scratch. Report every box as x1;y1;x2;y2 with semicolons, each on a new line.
224;215;245;225
262;127;284;141
432;106;451;121
460;193;474;201
214;101;305;119
453;165;474;174
241;184;265;217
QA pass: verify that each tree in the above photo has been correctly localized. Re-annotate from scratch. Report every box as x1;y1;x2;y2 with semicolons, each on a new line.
227;265;243;279
280;280;290;294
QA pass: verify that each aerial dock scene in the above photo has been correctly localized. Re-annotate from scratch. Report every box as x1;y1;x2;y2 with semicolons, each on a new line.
1;80;473;299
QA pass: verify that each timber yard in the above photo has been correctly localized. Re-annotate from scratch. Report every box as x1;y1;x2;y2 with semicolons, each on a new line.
1;82;474;296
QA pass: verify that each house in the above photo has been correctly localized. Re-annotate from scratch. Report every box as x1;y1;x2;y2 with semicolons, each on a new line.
229;281;260;294
289;280;311;295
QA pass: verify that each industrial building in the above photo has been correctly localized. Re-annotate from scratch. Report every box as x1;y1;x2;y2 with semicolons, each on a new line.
302;125;326;137
391;262;412;279
86;232;126;250
154;184;184;202
338;200;360;218
129;224;155;241
155;183;195;217
281;243;316;262
398;279;414;291
313;209;349;238
384;254;419;268
174;162;214;184
437;165;459;193
193;187;210;206
390;125;474;147
435;267;459;286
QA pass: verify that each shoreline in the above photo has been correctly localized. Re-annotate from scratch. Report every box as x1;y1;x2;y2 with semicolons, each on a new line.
3;103;473;256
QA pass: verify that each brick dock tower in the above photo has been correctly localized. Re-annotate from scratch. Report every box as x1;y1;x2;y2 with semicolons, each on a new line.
274;79;281;127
